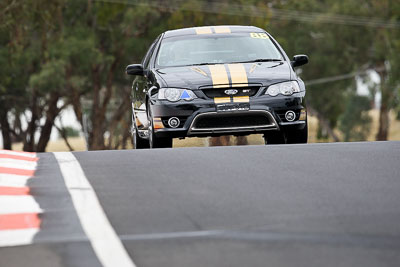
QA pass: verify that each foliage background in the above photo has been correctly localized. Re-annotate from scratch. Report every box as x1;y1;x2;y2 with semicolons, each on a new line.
0;0;399;151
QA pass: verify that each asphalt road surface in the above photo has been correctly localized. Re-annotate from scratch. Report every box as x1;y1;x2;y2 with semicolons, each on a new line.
1;141;400;267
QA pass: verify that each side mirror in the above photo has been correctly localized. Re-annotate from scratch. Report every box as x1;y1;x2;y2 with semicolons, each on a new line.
291;55;309;68
126;64;144;76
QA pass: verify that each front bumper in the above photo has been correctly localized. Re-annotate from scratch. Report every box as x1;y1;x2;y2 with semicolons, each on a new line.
149;93;306;138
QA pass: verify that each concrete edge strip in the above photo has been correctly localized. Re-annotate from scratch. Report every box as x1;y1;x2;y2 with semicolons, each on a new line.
0;228;40;247
0;150;37;158
0;157;37;166
53;152;136;267
0;174;32;187
0;161;37;170
0;213;41;230
0;154;38;162
0;196;43;214
0;151;40;247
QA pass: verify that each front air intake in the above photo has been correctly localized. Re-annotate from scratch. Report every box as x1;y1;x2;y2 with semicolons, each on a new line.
188;110;278;134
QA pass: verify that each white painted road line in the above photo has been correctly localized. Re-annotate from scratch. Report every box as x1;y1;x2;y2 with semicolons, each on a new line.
0;174;32;187
53;152;136;267
0;228;39;247
0;196;43;214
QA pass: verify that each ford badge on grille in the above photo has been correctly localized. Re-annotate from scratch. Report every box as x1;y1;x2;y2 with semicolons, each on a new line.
224;89;238;95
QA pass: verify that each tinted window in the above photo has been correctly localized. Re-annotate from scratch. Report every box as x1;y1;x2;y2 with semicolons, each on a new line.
142;36;161;69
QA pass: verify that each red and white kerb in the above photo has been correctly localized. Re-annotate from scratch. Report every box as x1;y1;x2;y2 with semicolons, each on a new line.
0;150;41;247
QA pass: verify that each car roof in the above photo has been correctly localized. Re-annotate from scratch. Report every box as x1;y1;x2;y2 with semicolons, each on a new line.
163;25;266;38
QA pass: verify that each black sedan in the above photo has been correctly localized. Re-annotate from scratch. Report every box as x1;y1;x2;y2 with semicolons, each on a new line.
126;25;308;148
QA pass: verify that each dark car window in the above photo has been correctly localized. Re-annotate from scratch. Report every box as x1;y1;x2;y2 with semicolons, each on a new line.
156;33;283;67
142;46;155;69
142;35;161;70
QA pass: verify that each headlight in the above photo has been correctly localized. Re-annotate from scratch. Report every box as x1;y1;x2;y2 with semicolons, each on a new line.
266;81;300;96
158;88;197;102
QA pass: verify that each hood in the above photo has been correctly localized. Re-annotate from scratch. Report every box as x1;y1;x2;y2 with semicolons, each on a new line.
155;61;292;89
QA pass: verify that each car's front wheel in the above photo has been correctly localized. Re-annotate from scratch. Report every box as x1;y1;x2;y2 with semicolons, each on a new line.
132;125;149;149
147;103;173;149
264;121;308;145
286;121;308;144
264;131;286;145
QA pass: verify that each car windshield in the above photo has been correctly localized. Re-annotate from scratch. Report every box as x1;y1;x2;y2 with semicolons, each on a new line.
156;33;283;67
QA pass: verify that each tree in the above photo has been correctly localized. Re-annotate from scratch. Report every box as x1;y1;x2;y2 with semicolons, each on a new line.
268;0;399;141
1;0;399;151
365;0;400;140
339;94;372;141
0;0;69;152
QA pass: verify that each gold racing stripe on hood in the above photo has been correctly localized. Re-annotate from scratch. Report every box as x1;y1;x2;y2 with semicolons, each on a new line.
208;65;229;88
227;64;248;87
214;26;231;33
190;67;208;77
233;96;249;103
249;63;257;74
195;27;212;34
214;97;232;104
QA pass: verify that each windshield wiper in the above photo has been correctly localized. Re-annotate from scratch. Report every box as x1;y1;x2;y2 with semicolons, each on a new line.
188;62;218;66
187;59;282;66
235;59;283;64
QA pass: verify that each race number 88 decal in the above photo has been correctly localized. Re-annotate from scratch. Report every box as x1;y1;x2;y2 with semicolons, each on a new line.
250;33;269;39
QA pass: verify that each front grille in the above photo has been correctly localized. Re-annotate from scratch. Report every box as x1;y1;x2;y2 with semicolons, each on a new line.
201;86;259;98
193;113;271;129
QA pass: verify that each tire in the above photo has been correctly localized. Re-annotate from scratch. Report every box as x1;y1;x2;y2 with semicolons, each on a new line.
286;121;308;144
132;126;149;149
264;131;286;145
147;102;173;149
